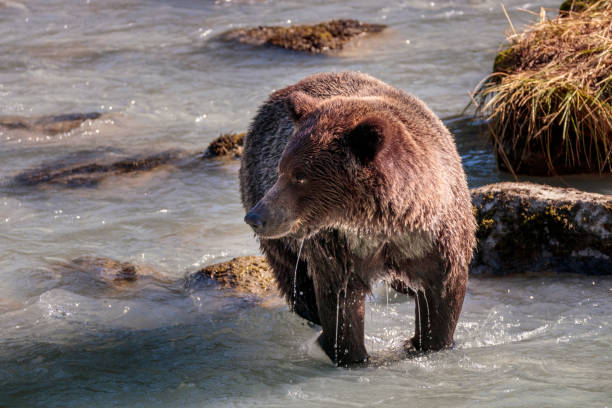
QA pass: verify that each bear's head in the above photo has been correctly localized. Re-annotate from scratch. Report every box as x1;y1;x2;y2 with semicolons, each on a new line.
245;91;425;239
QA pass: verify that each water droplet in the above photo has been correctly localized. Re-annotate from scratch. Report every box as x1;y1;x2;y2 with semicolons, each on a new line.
292;239;305;312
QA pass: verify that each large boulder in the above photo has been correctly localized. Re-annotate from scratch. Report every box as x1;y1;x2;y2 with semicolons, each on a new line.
471;182;612;275
222;19;386;54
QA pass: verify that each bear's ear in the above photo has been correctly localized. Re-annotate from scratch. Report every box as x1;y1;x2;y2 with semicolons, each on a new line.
346;116;388;165
286;92;318;122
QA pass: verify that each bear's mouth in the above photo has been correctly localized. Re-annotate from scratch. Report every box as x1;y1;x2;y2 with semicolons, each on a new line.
255;218;316;240
251;220;298;240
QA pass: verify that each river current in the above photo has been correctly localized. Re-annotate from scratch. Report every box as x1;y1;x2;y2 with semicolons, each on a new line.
0;0;610;406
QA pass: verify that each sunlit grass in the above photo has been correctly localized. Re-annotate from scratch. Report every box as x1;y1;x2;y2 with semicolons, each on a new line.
473;0;612;175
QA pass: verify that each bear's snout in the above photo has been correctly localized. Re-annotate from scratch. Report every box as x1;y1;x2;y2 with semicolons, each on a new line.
244;209;265;230
244;198;297;239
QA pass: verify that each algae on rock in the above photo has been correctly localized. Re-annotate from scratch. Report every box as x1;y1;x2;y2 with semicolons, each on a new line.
222;19;386;54
189;256;277;297
471;182;612;275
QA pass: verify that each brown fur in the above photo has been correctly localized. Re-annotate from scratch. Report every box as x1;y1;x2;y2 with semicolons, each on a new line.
240;72;476;366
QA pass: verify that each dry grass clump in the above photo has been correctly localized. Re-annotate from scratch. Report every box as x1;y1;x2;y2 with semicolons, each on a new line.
473;0;611;175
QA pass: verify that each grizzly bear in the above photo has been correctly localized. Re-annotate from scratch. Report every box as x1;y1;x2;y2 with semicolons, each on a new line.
240;72;476;366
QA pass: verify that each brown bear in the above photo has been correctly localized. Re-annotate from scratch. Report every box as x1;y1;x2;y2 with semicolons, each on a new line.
240;72;476;366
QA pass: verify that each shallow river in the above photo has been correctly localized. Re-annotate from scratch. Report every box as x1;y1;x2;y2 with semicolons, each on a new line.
0;0;611;406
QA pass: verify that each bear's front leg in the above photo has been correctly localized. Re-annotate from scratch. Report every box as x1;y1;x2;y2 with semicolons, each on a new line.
262;240;320;325
409;270;467;352
313;276;368;366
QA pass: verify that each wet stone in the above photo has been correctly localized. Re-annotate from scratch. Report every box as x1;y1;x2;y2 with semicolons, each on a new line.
471;182;612;275
12;132;246;189
67;256;139;283
0;112;102;135
187;256;278;297
222;19;386;54
202;132;245;158
13;149;187;188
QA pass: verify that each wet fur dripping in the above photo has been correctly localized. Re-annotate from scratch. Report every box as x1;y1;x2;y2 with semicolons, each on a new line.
240;72;476;366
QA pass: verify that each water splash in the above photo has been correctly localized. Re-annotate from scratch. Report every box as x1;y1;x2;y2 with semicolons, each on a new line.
292;239;305;312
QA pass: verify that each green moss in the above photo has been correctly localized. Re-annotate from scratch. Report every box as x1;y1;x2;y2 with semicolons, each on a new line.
560;0;597;13
473;203;498;243
493;48;519;74
496;201;591;259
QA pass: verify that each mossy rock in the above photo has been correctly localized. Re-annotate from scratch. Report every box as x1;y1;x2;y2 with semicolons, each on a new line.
222;19;386;54
0;112;102;135
203;132;245;158
190;256;277;297
471;182;612;275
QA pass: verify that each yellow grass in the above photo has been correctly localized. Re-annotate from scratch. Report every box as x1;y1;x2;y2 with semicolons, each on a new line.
473;0;612;175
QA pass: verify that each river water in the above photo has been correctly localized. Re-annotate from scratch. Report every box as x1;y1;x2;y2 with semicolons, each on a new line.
0;0;610;406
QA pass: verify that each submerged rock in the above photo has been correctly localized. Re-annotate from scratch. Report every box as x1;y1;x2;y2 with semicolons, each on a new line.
202;132;245;158
188;256;278;297
67;256;139;283
0;112;102;135
54;257;172;296
471;182;612;275
13;149;186;188
222;19;386;54
12;132;245;189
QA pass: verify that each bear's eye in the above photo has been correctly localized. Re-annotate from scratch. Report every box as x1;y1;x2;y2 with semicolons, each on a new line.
292;171;307;185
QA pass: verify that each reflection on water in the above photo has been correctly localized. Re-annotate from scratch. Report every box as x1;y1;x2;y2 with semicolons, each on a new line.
0;0;610;406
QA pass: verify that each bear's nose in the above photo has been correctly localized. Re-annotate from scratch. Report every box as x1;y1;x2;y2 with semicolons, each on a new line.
244;211;265;230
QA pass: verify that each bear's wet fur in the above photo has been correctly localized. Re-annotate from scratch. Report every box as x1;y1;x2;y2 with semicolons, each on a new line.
240;72;476;366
